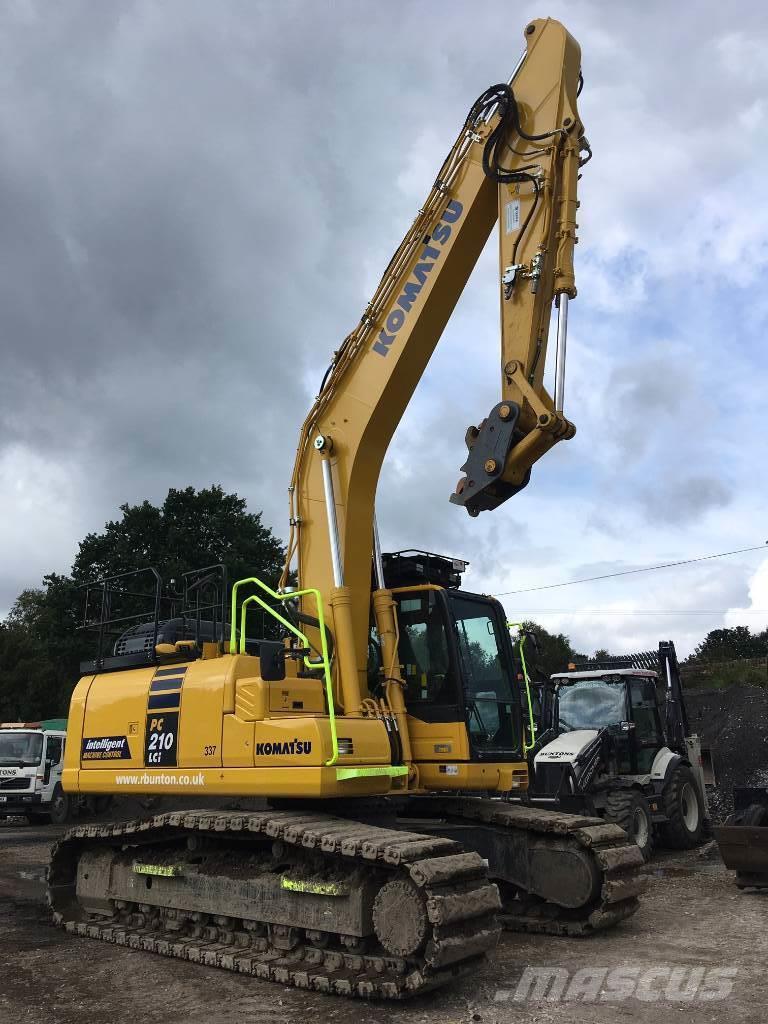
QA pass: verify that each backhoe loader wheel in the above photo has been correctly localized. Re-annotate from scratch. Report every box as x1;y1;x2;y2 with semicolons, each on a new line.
659;765;704;849
604;790;654;861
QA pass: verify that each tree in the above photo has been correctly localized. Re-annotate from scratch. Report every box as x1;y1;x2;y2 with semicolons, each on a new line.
0;575;82;720
692;626;767;663
518;620;585;680
71;485;284;589
0;486;285;719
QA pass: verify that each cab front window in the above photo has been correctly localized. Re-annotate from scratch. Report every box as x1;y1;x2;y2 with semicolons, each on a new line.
557;679;626;731
0;732;44;766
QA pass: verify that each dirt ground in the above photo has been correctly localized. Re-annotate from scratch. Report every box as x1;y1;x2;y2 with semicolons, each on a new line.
2;820;767;1024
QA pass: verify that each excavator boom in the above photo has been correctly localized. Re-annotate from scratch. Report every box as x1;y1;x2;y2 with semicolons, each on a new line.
284;17;589;707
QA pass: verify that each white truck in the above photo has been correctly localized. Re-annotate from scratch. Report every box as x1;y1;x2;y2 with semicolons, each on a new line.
0;719;71;824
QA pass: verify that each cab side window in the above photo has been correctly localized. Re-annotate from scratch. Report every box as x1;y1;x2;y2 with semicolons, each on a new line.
628;678;663;771
395;593;452;705
46;736;64;765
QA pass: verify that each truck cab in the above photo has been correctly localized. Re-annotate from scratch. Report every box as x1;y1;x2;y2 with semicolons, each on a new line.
0;720;69;823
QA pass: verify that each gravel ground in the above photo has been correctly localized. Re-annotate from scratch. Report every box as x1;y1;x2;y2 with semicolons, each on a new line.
2;820;768;1024
686;685;768;819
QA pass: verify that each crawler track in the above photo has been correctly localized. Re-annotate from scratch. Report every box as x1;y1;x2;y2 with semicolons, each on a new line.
434;799;647;935
48;809;501;1000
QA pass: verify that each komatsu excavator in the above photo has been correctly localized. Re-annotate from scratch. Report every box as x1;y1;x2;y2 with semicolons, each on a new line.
49;18;645;1000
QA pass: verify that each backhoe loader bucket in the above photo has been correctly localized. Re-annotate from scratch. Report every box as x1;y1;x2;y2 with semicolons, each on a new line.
714;820;768;888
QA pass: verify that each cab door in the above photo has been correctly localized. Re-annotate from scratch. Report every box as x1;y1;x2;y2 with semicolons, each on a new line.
627;676;665;773
393;590;460;723
446;593;521;759
392;589;522;762
42;734;64;800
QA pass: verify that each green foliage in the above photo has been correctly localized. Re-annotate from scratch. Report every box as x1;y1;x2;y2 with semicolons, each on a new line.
681;625;767;689
0;486;284;720
692;625;767;663
0;575;81;720
685;662;768;690
518;620;585;680
71;486;284;589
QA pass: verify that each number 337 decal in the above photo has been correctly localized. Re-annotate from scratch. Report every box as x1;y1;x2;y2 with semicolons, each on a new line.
144;712;179;767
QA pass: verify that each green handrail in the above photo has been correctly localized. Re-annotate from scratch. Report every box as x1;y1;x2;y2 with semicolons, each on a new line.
507;621;537;755
230;577;338;766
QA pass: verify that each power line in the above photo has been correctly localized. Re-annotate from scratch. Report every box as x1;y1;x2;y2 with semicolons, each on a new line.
494;542;768;597
514;608;768;616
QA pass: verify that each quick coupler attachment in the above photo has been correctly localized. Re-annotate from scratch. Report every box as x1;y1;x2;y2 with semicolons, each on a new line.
450;401;531;517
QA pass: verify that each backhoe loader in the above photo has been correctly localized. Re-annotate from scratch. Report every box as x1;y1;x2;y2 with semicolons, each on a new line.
512;640;710;859
49;18;645;999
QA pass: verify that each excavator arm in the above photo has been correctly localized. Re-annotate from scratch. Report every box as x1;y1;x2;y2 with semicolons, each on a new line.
281;18;589;704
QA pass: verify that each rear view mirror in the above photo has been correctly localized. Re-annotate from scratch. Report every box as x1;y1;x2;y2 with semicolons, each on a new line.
260;641;286;681
525;631;540;654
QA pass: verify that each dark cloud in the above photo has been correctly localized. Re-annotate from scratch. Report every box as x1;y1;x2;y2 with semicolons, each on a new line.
640;475;732;526
0;0;765;653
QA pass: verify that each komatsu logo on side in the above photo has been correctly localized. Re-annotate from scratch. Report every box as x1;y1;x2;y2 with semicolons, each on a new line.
372;199;463;357
256;740;312;756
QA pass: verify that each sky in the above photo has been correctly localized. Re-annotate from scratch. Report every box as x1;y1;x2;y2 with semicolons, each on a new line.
1;0;766;659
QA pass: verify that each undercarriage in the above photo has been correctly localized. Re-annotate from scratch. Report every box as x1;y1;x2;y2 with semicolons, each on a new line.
49;800;645;999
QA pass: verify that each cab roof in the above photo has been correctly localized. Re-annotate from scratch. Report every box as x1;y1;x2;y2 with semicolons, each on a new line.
0;719;67;731
551;668;659;681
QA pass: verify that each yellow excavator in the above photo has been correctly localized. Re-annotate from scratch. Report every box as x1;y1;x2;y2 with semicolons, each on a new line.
49;18;645;1000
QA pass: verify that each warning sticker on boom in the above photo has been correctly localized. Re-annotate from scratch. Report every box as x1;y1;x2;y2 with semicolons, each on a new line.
505;199;520;234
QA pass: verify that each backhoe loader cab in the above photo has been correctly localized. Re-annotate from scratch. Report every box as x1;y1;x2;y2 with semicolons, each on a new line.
550;669;665;772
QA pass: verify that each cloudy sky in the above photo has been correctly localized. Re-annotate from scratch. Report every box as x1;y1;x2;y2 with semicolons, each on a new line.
1;0;766;658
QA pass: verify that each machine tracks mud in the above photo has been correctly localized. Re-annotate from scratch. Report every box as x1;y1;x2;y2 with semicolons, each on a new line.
48;800;645;998
415;798;647;936
48;808;501;1000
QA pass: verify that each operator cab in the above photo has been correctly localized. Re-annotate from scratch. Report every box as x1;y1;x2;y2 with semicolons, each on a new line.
550;668;665;773
382;551;522;759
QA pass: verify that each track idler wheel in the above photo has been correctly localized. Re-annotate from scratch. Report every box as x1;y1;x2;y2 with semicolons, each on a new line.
372;879;428;957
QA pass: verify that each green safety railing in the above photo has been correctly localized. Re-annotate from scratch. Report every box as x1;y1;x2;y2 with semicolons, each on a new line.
230;578;339;767
507;621;537;754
